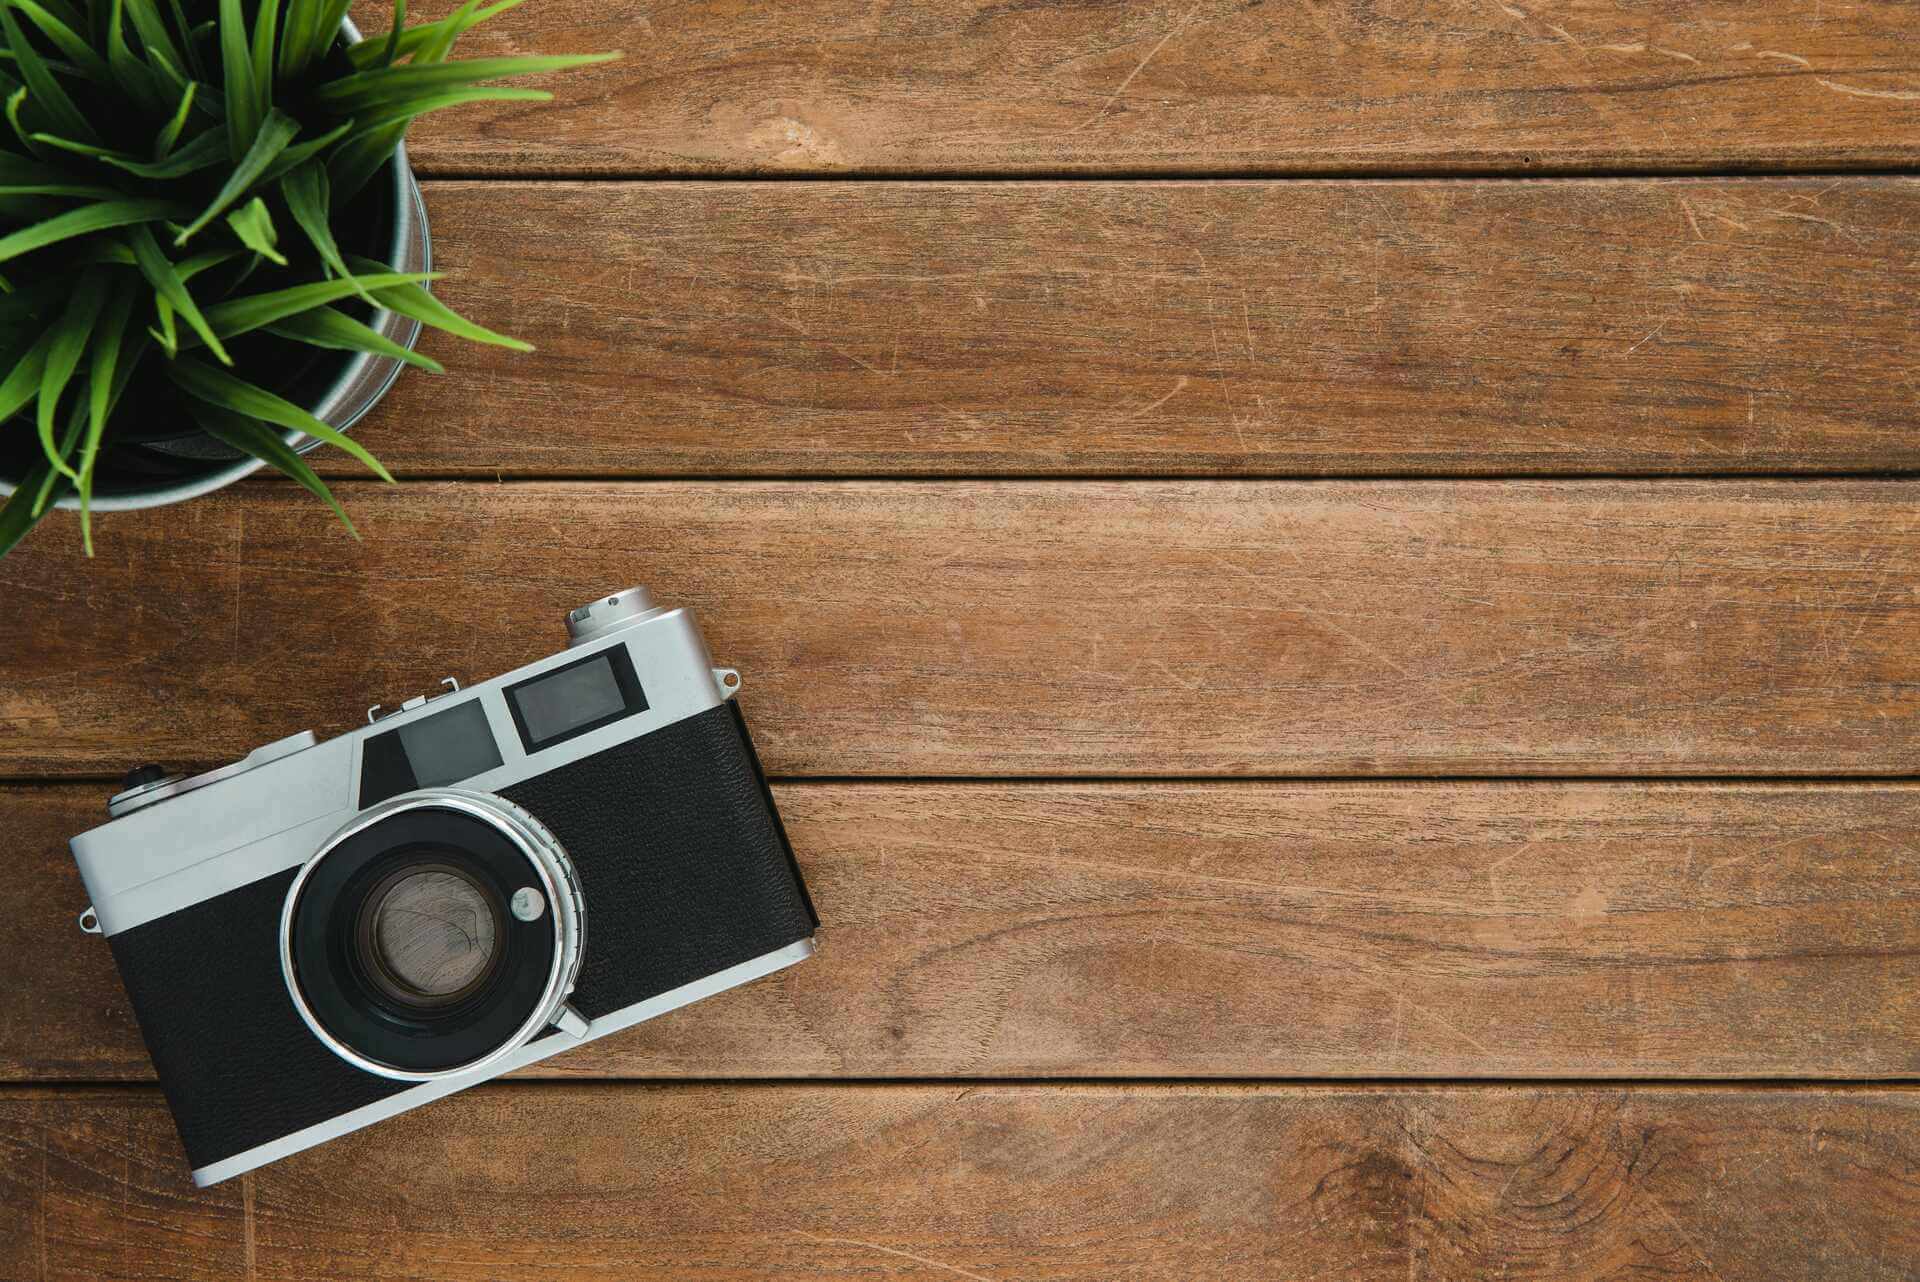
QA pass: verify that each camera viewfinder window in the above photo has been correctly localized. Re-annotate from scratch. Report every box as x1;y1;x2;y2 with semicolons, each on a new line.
397;699;504;786
506;647;647;752
360;700;504;807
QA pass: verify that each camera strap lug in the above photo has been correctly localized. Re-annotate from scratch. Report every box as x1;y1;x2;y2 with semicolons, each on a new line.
77;906;101;935
713;667;741;700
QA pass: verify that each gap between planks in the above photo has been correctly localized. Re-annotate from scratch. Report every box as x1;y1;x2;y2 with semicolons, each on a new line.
5;1080;1920;1099
405;166;1920;183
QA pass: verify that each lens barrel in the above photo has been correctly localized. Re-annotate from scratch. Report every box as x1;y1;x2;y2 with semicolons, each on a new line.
280;791;584;1081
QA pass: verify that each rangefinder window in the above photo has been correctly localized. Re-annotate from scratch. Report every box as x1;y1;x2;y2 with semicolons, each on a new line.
506;646;646;752
358;699;503;807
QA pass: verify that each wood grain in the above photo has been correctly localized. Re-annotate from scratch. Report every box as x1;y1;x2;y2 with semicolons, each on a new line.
4;1084;1917;1280
8;781;1919;1083
326;178;1920;477
3;481;1916;778
358;0;1920;176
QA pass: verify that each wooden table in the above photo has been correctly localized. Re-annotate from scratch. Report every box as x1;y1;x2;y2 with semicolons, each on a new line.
5;3;1920;1277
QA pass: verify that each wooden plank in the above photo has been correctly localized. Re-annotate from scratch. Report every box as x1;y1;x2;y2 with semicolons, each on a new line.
360;0;1920;176
4;1084;1917;1280
8;781;1918;1082
3;481;1916;778
328;179;1920;477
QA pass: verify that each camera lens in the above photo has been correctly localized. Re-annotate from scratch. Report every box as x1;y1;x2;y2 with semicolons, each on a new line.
353;860;504;1011
284;793;582;1080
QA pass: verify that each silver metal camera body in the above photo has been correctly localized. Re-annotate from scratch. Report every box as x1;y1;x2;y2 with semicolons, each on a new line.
71;588;817;1187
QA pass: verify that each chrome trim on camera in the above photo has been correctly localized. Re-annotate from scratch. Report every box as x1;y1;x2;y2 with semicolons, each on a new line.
565;587;665;648
108;731;320;819
73;605;729;936
279;789;587;1083
190;937;815;1188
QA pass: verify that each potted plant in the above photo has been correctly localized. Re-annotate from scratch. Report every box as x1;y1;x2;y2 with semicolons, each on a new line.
0;0;615;557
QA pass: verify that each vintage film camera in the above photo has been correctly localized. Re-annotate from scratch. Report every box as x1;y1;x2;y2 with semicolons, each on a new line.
71;587;816;1186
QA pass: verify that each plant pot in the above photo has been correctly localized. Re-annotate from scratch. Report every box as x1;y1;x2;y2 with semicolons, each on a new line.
0;20;430;515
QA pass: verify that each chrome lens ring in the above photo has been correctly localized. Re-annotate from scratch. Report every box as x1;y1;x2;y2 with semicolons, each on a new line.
280;790;585;1082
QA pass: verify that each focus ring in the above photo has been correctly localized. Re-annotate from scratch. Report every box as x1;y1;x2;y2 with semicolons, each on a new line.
279;790;586;1082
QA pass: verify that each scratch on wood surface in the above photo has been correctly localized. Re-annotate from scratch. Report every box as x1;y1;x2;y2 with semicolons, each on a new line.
1818;78;1920;101
1677;198;1706;241
1625;321;1668;356
1485;841;1537;897
1603;42;1698;64
790;1229;996;1282
1063;1;1204;134
1543;21;1584;52
1689;201;1749;232
1121;375;1190;422
1757;50;1811;66
1352;974;1490;1054
1292;604;1417;679
1765;208;1865;247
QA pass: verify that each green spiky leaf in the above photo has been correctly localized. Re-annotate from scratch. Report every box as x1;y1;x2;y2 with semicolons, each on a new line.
0;151;118;197
30;391;84;514
5;87;39;156
175;108;298;243
0;457;59;556
344;0;528;68
252;117;350;188
121;0;186;77
168;356;395;482
225;195;284;263
0;3;97;143
152;79;195;159
348;253;531;350
324;118;406;202
0;197;184;262
125;223;230;363
198;268;439;338
36;267;108;480
0;330;52;421
217;0;258;160
355;85;549;131
196;404;360;538
278;159;364;297
267;304;444;372
314;53;619;114
8;0;111;83
105;0;163;115
77;283;140;554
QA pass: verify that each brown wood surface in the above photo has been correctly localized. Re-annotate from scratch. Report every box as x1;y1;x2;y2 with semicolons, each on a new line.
7;781;1919;1083
4;480;1915;778
359;0;1920;176
9;3;1920;1270
322;178;1920;477
4;1084;1917;1280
